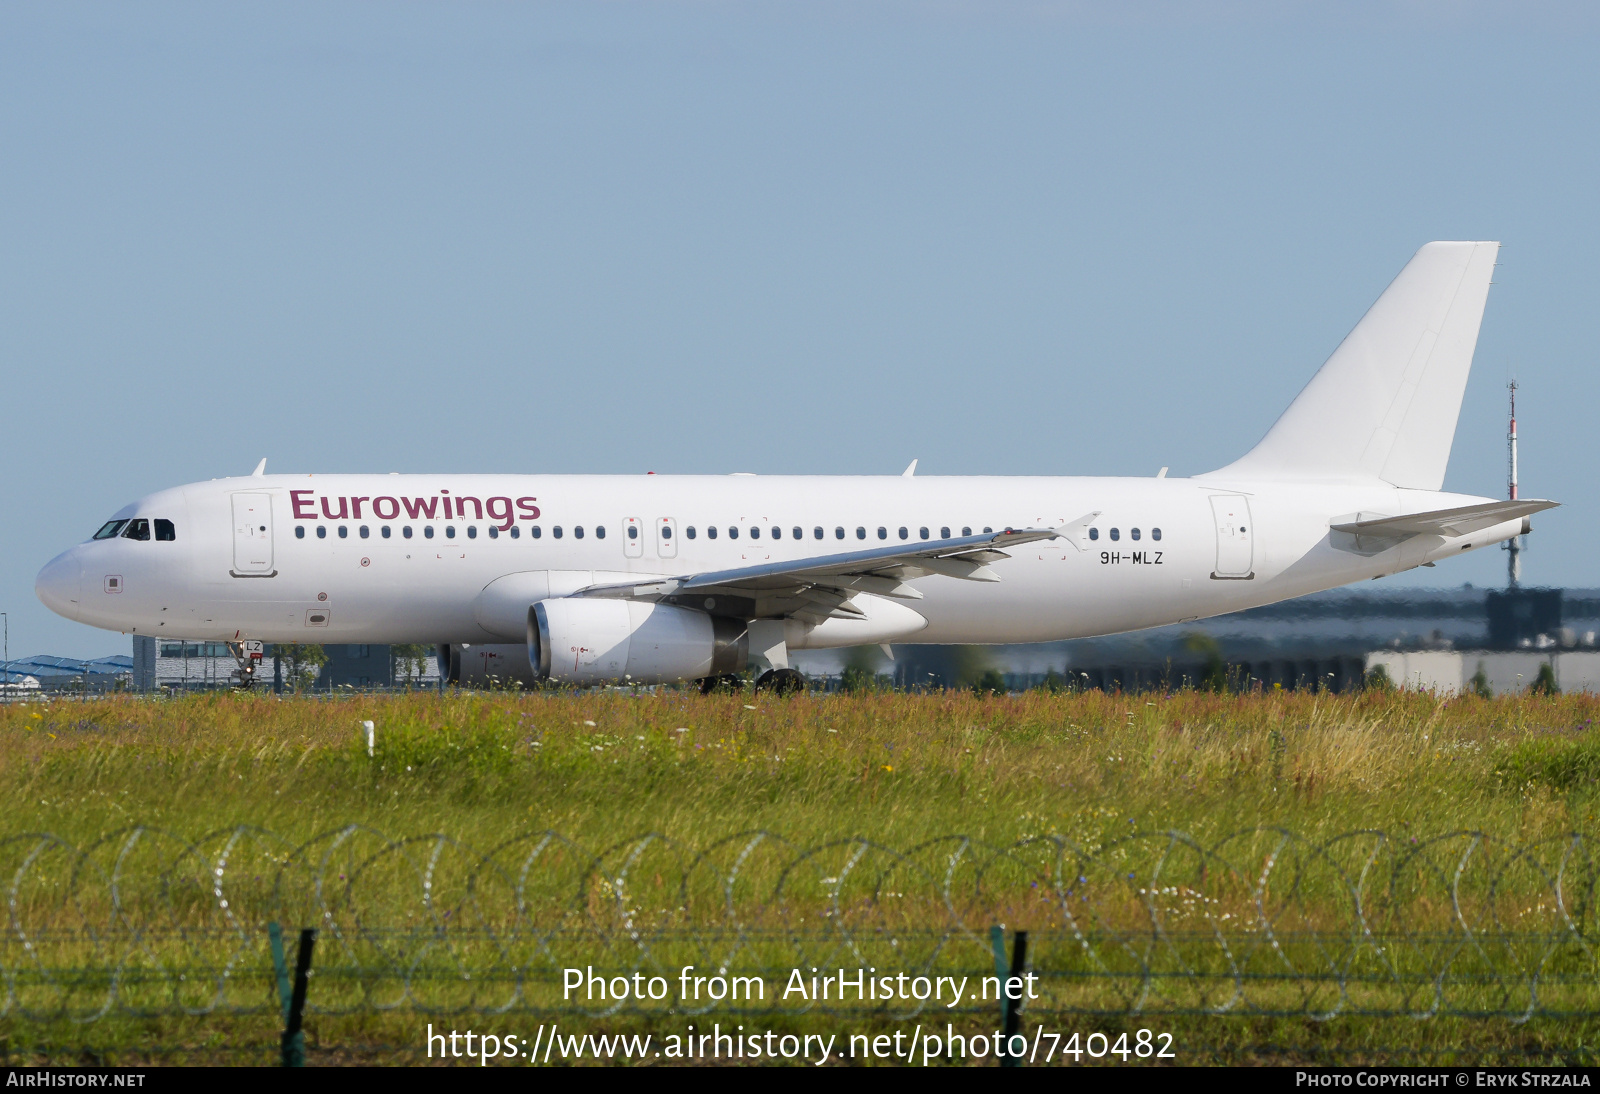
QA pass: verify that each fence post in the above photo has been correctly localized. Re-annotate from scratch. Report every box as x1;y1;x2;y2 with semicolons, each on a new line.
268;922;292;1027
988;924;1008;997
275;927;317;1067
1003;930;1028;1067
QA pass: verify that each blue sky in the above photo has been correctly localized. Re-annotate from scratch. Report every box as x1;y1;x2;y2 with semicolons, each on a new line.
3;2;1597;657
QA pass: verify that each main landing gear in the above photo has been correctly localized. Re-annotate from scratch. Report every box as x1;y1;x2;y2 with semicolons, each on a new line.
697;669;808;696
698;674;744;695
754;668;807;696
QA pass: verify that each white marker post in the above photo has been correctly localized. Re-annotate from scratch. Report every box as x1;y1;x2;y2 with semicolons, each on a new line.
362;720;375;757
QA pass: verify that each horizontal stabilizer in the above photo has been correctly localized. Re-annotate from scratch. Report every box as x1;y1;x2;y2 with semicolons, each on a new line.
1331;498;1557;539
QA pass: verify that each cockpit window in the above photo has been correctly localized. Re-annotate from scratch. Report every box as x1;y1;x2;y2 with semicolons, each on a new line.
93;520;128;540
121;518;150;541
154;519;176;541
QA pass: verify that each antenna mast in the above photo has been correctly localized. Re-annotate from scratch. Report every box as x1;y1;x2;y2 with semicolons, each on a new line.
1507;379;1522;588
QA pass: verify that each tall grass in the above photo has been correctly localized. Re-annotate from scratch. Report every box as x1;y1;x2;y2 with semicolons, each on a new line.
2;688;1597;849
3;689;1600;1065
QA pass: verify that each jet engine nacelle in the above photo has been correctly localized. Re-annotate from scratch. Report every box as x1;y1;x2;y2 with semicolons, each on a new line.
530;599;747;685
438;642;538;687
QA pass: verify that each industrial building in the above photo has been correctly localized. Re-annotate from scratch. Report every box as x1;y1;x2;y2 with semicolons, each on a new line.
0;654;133;694
126;638;438;692
29;584;1595;698
791;585;1598;696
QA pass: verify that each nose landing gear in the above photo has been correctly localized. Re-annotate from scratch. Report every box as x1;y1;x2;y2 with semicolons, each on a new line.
226;641;265;689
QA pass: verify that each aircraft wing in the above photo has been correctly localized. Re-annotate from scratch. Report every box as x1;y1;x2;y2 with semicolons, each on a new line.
571;521;1092;623
1330;499;1557;539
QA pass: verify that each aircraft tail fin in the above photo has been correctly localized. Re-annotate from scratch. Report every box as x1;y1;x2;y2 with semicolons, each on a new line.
1206;241;1500;490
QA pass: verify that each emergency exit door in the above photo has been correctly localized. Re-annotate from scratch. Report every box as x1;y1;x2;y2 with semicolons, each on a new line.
1209;494;1253;579
231;493;275;575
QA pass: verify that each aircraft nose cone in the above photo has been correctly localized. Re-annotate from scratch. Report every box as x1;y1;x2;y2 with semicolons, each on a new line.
35;550;83;621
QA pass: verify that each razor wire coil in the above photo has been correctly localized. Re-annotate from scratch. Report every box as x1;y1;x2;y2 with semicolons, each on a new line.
2;826;1597;1023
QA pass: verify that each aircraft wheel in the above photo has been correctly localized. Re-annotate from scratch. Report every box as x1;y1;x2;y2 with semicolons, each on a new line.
699;674;744;695
754;668;807;696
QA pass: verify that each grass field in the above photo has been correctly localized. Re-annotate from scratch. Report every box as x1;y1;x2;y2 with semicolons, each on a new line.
3;686;1600;1065
5;686;1599;845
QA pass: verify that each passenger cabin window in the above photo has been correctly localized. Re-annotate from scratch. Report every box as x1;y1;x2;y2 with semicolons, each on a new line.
487;526;497;539
772;527;781;539
687;526;697;539
983;527;992;534
919;527;929;540
940;526;950;539
382;526;391;538
445;525;455;538
627;525;638;540
1152;528;1162;541
1131;528;1141;541
794;527;803;540
93;520;128;540
512;526;522;538
707;526;717;539
856;527;866;539
316;526;326;539
595;526;604;539
750;527;760;539
835;527;844;539
360;526;370;539
122;519;150;541
154;519;176;541
424;526;434;539
898;527;909;540
814;527;823;539
575;525;586;539
877;527;887;540
403;526;413;538
662;525;673;539
1089;527;1099;541
962;526;972;536
338;526;348;539
468;526;477;539
296;526;306;539
1109;528;1120;541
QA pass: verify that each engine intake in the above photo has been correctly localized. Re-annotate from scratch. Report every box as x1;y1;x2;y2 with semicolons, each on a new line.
530;599;746;685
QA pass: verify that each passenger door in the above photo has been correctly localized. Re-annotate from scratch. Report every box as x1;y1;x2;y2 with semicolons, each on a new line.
622;517;644;559
656;517;678;559
1209;494;1253;578
231;493;275;575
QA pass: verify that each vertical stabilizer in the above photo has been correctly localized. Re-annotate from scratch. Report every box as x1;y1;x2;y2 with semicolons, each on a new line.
1206;241;1499;490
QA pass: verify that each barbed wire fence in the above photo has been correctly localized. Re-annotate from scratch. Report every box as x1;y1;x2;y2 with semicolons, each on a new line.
3;826;1599;1064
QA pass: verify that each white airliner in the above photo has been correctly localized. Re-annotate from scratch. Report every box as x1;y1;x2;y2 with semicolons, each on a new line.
36;242;1555;691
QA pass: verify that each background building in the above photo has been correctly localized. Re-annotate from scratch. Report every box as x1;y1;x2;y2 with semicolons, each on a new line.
0;654;133;694
792;584;1598;695
127;638;438;692
15;584;1588;698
